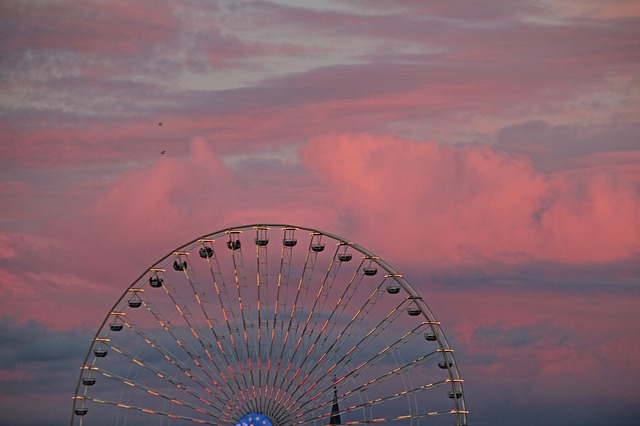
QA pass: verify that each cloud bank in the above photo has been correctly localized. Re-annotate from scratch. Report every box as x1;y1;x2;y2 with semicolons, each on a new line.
1;1;639;425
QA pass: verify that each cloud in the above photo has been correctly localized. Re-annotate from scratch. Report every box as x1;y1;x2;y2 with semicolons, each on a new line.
0;3;638;424
495;120;640;171
3;1;638;156
0;316;89;425
300;133;640;265
0;0;178;54
421;278;640;426
0;230;123;329
431;281;640;377
0;232;18;259
1;130;637;332
0;317;87;366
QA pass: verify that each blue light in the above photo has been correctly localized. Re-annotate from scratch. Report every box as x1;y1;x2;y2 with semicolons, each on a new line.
236;412;273;426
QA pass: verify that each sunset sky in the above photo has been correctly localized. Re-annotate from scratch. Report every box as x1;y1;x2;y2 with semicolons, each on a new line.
1;1;639;425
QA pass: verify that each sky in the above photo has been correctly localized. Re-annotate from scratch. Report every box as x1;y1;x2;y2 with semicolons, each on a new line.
0;0;639;424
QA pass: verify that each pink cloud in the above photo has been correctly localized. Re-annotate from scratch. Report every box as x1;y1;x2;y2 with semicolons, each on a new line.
0;137;341;330
0;230;119;329
0;232;18;259
84;138;231;245
415;280;640;415
300;133;640;265
2;133;637;330
442;284;640;384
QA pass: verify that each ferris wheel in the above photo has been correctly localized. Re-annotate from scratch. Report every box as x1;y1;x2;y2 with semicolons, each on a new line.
71;224;468;425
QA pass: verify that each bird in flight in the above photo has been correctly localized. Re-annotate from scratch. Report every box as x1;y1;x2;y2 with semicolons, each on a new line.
160;150;166;155
158;122;163;126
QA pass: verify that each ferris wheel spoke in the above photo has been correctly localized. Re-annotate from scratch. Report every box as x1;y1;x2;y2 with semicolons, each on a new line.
295;378;451;425
100;340;226;407
264;230;322;416
254;227;270;402
184;237;262;415
351;331;440;382
305;254;367;360
105;321;245;414
291;323;436;417
265;236;322;419
289;292;430;422
282;304;406;418
171;249;250;394
274;242;349;404
271;232;320;374
76;395;221;424
284;279;405;408
297;349;447;422
276;227;297;326
288;258;372;397
93;366;227;417
299;243;348;344
263;228;288;404
127;292;251;409
276;272;368;413
226;237;259;403
199;242;256;406
325;299;408;374
310;257;368;350
317;283;413;373
295;407;463;425
195;251;263;414
298;321;441;418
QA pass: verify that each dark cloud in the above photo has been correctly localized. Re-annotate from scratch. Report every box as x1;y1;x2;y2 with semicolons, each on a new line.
0;316;92;425
0;316;88;367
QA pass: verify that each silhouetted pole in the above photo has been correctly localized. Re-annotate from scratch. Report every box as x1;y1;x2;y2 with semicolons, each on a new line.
329;379;341;425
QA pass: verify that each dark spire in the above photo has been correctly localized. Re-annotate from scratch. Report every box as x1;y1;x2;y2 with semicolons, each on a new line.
329;377;341;425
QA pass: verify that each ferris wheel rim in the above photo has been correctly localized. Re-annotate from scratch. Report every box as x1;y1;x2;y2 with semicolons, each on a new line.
71;223;467;425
